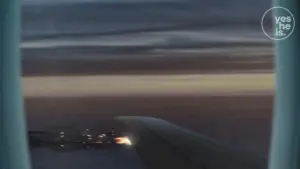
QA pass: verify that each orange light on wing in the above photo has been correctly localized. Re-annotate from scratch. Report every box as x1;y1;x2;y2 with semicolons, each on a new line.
115;137;132;145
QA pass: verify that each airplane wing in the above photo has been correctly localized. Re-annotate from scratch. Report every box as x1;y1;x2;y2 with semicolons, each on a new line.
115;116;267;169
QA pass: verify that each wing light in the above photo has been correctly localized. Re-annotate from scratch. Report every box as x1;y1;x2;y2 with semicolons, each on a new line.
115;137;132;146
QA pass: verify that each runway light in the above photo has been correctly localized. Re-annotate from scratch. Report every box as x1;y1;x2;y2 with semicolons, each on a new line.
115;137;132;146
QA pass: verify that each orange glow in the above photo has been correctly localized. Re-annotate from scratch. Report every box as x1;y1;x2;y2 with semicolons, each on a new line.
115;137;132;145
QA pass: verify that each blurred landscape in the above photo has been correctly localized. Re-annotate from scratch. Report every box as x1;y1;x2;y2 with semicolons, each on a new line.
22;0;274;169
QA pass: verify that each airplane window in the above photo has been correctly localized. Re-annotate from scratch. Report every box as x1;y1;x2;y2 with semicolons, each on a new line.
22;0;273;169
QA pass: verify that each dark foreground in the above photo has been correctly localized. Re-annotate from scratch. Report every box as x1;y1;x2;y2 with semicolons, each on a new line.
31;147;144;169
26;94;273;158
